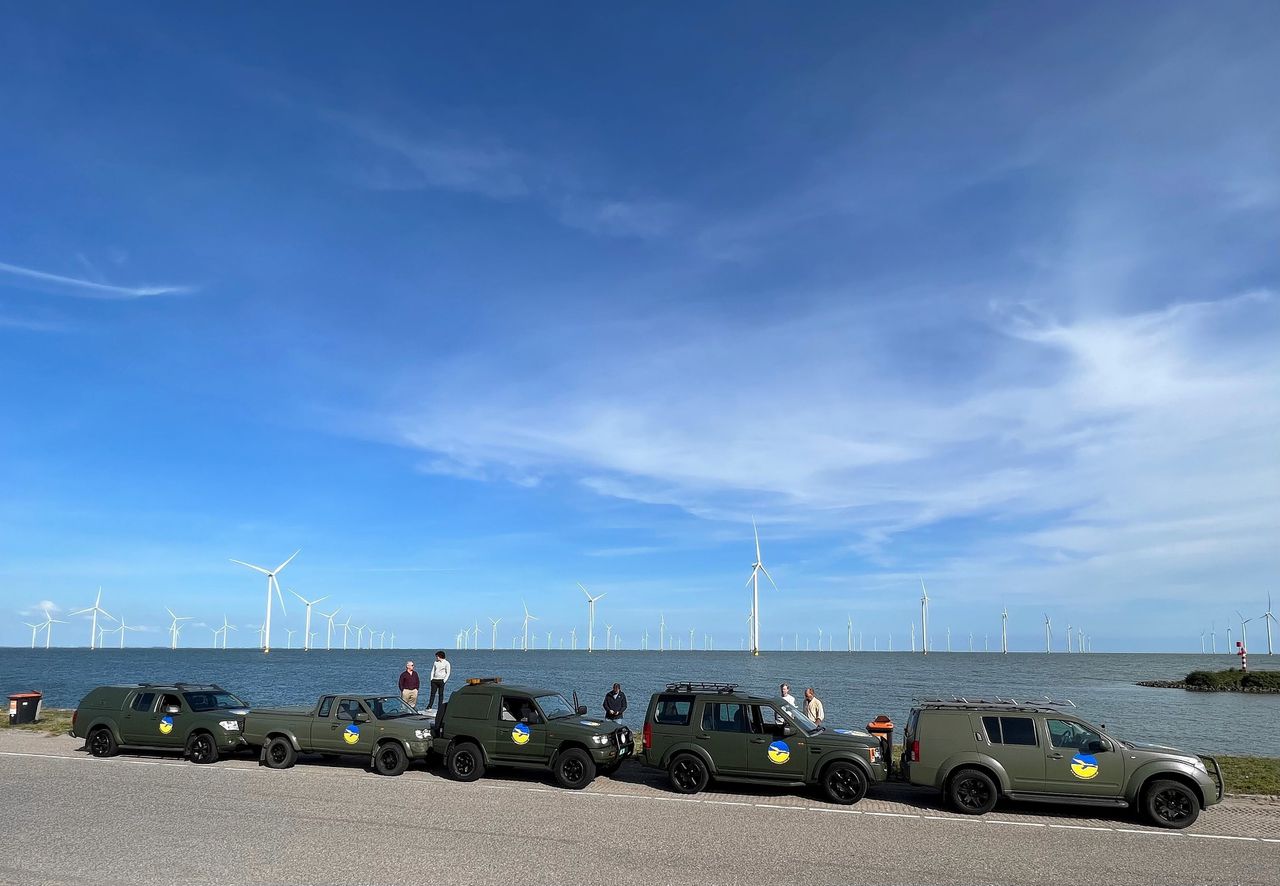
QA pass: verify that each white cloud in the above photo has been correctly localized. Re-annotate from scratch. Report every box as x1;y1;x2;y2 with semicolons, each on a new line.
0;260;193;300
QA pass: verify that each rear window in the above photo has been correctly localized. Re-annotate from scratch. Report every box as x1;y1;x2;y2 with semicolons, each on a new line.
984;716;1037;746
446;693;492;721
653;695;694;726
183;691;247;712
131;692;156;712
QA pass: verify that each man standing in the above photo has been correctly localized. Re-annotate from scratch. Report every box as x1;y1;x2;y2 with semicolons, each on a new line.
779;683;796;706
603;683;627;721
398;661;420;708
427;651;451;710
803;687;825;726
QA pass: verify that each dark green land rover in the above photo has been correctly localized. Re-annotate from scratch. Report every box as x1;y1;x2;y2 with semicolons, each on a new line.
71;683;249;764
436;677;634;789
639;682;887;804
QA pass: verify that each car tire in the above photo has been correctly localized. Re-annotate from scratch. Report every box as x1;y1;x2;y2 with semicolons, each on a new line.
668;753;710;795
187;731;220;765
263;736;297;770
948;768;998;815
554;748;597;790
1143;779;1200;829
374;742;409;777
446;742;485;782
87;726;118;758
821;760;868;805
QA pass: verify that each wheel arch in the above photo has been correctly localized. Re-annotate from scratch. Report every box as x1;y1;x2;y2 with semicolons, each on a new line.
661;743;717;775
447;735;489;765
87;718;124;746
1134;769;1206;809
813;752;874;785
937;753;1009;793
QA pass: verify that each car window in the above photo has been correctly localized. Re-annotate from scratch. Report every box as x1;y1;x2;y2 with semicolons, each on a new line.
500;696;540;724
317;696;335;718
750;704;785;733
131;692;156;713
1047;719;1101;750
653;695;693;725
982;716;1001;743
160;694;182;712
183;691;247;712
336;699;363;721
701;702;750;733
999;717;1037;746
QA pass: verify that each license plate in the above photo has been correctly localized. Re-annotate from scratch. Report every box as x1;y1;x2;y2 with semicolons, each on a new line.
620;745;630;756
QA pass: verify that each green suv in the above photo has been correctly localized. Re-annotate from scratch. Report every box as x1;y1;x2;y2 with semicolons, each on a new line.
436;677;634;789
902;698;1224;828
71;683;249;764
639;683;887;804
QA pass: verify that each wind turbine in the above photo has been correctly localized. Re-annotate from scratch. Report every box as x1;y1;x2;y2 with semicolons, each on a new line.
659;613;666;652
688;627;695;650
910;622;916;653
219;615;237;650
919;578;931;655
521;601;537;652
1001;607;1009;654
289;590;329;652
42;614;66;649
318;607;340;650
1262;593;1276;655
1225;623;1233;653
230;550;298;653
578;583;606;652
818;626;824;652
1210;621;1217;654
1236;610;1253;650
847;616;853;652
286;629;296;650
114;618;139;649
339;616;352;651
946;626;951;653
71;588;114;651
24;621;42;649
488;617;501;650
1200;630;1206;654
1043;614;1052;653
166;608;193;650
1066;624;1074;653
745;518;779;656
570;626;577;650
354;624;367;649
605;623;613;651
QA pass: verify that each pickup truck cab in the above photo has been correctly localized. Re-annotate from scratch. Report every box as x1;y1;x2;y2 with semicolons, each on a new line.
71;683;249;764
436;677;634;789
242;693;433;776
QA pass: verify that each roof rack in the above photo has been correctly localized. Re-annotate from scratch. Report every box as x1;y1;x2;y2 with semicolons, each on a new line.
465;677;503;685
915;695;1076;712
137;683;225;691
664;682;740;694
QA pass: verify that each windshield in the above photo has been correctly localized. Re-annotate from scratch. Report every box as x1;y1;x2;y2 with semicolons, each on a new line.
183;691;248;712
365;697;420;719
779;702;822;734
535;694;576;720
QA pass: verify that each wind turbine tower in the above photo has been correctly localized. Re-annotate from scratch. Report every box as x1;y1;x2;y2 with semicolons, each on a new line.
521;601;537;652
579;583;605;652
289;590;329;652
1001;607;1009;654
166;608;193;650
1263;593;1276;655
919;579;930;655
745;518;779;656
318;607;340;651
1044;614;1052;653
489;617;501;650
230;550;298;653
71;588;114;651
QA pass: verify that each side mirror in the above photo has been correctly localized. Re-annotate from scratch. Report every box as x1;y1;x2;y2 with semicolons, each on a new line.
576;705;588;716
781;725;795;738
355;713;370;724
1086;738;1110;754
163;705;181;715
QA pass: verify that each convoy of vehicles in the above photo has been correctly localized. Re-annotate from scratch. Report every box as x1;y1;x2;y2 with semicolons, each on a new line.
638;682;886;804
435;677;633;789
901;697;1223;828
68;678;1224;828
241;693;435;776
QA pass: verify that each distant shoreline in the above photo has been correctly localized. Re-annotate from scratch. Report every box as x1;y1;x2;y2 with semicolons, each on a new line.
1137;680;1280;693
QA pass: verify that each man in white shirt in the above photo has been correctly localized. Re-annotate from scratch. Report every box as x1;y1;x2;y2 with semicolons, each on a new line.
779;683;796;707
428;651;452;710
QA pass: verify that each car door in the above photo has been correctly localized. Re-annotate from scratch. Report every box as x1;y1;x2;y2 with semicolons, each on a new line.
1042;718;1125;797
494;695;548;764
118;691;157;745
134;692;187;749
696;701;750;776
318;697;373;755
745;703;806;781
977;714;1046;792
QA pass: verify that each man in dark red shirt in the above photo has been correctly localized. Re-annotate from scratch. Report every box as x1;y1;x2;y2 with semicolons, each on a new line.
398;660;420;708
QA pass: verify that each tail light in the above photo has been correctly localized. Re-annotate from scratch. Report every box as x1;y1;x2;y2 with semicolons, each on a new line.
910;739;920;762
71;710;77;732
643;721;652;750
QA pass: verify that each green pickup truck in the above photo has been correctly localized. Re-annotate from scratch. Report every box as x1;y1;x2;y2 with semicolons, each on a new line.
71;683;250;764
436;677;634;789
242;693;434;776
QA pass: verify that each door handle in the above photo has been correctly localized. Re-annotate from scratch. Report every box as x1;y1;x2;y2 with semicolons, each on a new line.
750;738;767;744
1048;753;1064;760
695;734;710;741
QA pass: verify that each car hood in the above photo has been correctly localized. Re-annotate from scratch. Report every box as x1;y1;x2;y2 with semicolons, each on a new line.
819;727;879;747
1124;740;1200;761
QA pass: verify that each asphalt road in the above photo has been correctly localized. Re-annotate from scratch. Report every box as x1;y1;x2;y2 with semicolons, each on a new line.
3;732;1277;886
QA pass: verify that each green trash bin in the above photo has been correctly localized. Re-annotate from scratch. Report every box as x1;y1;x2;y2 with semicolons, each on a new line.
8;691;42;725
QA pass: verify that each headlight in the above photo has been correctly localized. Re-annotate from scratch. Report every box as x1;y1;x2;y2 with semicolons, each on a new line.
218;720;240;731
592;734;610;745
414;729;429;740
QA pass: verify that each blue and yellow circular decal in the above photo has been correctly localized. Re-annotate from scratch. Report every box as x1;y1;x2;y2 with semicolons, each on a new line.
767;740;791;764
1070;753;1099;779
511;723;531;745
342;724;361;745
158;715;174;735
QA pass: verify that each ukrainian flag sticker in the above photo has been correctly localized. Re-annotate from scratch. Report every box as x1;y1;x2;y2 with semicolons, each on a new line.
511;723;531;745
767;740;791;764
1070;753;1099;779
343;724;361;745
158;716;174;735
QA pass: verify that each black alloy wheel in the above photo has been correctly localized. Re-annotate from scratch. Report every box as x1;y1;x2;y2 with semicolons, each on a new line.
88;727;118;758
188;732;219;764
554;748;596;790
822;761;868;805
669;754;709;794
1145;780;1200;829
949;768;998;815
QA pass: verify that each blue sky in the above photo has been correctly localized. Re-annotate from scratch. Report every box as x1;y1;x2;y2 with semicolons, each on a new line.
3;3;1278;651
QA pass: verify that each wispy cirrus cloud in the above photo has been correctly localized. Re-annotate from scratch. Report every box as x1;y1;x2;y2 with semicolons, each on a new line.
0;260;194;300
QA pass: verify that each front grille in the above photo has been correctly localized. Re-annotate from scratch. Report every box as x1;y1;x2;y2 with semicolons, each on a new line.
616;727;632;747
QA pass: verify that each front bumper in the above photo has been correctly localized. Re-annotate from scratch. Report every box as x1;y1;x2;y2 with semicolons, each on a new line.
1199;755;1224;806
407;740;432;759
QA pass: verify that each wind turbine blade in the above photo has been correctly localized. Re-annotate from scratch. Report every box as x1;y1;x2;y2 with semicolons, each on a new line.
273;576;288;615
98;608;115;621
229;559;271;575
752;516;761;562
290;589;307;604
70;607;93;616
274;549;301;575
760;565;779;591
312;595;329;605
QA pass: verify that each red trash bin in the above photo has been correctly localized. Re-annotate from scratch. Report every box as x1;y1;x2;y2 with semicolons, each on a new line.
8;691;42;725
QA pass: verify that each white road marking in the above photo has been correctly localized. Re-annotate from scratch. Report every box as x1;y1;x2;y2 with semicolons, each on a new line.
705;800;752;806
1185;833;1259;842
754;803;802;809
1113;827;1175;836
987;820;1045;827
1048;824;1111;832
864;811;919;818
